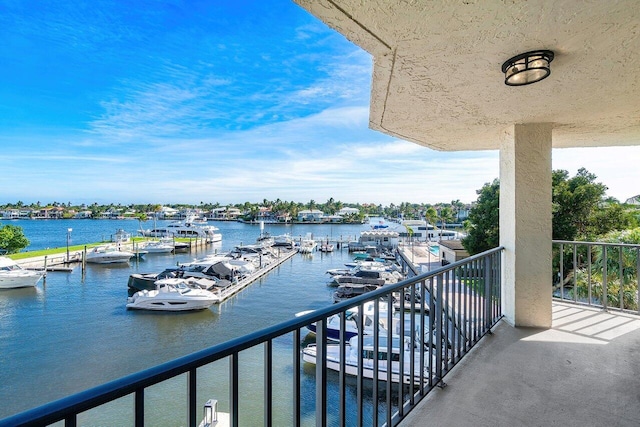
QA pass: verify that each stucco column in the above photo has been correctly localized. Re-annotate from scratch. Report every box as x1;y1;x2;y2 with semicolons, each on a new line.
500;123;552;327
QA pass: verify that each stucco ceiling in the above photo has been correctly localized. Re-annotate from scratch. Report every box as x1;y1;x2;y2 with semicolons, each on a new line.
294;0;640;151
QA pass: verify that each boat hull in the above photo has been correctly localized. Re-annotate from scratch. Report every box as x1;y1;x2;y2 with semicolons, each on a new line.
0;256;44;288
0;271;43;289
126;297;216;311
302;343;430;385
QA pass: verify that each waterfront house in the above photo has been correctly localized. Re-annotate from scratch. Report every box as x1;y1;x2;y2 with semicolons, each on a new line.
322;214;343;223
73;210;93;219
337;207;359;216
1;209;31;219
33;207;65;219
157;206;179;219
297;209;324;222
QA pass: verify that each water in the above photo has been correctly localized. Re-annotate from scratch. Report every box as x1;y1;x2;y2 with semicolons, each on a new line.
0;219;392;425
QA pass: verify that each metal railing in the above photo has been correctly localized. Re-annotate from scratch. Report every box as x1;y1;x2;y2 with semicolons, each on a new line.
553;240;640;313
0;247;504;427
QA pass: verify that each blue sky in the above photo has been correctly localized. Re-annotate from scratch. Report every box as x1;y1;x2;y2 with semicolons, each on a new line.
1;0;638;206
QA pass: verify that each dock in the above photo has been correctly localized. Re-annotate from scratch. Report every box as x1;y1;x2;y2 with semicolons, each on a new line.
215;247;298;303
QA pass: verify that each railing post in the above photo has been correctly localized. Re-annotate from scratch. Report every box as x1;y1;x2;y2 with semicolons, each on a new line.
559;243;564;299
637;248;640;315
264;340;273;427
339;313;347;427
293;329;301;427
573;243;578;302
230;353;239;427
315;319;327;427
188;368;197;427
135;389;144;427
435;274;444;386
588;244;592;304
619;245;624;310
603;245;608;311
484;255;492;332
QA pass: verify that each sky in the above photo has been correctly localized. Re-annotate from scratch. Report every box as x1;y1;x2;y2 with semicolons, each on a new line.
0;0;638;207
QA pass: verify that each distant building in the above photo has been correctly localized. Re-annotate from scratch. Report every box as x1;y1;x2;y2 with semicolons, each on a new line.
323;215;343;223
73;210;93;219
439;240;469;265
337;207;359;216
1;209;31;219
297;209;324;222
359;230;399;248
209;207;242;220
158;206;179;219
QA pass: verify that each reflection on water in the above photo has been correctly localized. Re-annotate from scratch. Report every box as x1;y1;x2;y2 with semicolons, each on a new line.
1;219;384;424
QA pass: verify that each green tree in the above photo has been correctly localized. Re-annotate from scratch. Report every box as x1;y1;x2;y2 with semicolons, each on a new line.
0;224;30;254
462;179;500;254
552;168;608;240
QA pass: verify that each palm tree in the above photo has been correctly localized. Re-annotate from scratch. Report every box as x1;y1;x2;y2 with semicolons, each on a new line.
424;207;438;241
439;206;455;240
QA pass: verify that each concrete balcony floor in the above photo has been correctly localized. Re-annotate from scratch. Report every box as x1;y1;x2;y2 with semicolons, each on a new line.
401;301;640;427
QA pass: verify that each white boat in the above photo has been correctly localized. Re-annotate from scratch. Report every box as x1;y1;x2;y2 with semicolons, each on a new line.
142;238;175;254
139;216;222;243
85;245;135;264
126;278;220;311
273;234;294;247
0;256;44;289
319;242;334;252
298;239;317;254
302;334;433;384
295;301;391;341
333;283;380;303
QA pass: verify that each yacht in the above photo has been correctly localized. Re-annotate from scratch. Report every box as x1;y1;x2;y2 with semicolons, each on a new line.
126;278;220;311
139;216;222;243
295;301;391;341
141;238;175;254
0;256;44;289
298;239;317;254
85;245;135;264
302;334;433;385
333;283;380;303
273;234;294;248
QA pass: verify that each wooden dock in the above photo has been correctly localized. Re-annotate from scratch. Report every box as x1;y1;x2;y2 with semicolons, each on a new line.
215;248;298;303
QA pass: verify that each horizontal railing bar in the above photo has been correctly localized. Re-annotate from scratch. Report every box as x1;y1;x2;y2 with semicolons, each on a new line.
553;240;640;249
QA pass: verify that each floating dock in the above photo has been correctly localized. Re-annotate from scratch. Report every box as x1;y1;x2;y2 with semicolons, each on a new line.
215;248;298;303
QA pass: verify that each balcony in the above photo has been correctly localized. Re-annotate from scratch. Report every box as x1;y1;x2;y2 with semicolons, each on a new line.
2;240;638;426
401;301;640;426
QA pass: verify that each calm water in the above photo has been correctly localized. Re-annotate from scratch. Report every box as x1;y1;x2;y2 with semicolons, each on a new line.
0;219;395;425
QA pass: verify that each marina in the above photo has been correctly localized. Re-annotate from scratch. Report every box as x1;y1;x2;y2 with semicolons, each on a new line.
0;218;413;424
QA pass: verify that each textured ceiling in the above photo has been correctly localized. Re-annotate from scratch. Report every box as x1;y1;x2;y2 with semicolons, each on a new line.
294;0;640;151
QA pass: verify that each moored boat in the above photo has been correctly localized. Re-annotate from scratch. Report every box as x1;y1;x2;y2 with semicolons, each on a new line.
139;216;222;243
302;334;433;385
0;256;44;289
126;278;220;311
85;245;135;264
141;238;175;254
295;300;391;341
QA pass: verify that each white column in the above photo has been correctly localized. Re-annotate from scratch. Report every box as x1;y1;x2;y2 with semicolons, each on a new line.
500;123;553;327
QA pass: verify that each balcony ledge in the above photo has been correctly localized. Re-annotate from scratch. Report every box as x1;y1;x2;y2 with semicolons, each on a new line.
401;302;640;426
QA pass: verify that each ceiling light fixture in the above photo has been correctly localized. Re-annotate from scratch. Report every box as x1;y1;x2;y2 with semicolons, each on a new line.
501;50;554;86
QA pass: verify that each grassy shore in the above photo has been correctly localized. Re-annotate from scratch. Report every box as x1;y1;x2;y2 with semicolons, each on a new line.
7;237;193;260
